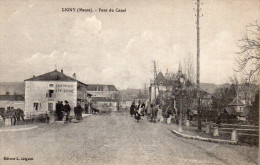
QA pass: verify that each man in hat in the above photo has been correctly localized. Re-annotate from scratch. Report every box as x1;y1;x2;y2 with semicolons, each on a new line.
63;100;71;122
74;102;83;122
56;101;61;120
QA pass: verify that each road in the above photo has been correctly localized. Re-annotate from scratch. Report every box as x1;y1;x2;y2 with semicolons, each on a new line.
0;111;258;165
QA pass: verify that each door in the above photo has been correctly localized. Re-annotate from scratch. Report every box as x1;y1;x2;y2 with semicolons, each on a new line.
48;102;53;111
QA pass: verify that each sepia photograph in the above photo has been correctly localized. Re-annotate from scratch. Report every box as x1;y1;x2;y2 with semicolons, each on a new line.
0;0;259;164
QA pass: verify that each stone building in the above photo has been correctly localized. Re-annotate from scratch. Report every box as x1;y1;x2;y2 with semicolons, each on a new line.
24;69;90;118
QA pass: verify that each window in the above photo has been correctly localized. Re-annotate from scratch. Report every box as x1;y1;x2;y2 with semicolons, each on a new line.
48;90;54;98
49;84;54;87
98;86;103;91
48;102;54;111
33;102;40;111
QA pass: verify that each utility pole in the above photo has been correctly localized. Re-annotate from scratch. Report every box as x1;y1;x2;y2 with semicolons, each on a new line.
196;0;202;130
144;83;147;96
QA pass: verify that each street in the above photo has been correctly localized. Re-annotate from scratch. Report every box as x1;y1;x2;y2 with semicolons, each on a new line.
0;111;258;165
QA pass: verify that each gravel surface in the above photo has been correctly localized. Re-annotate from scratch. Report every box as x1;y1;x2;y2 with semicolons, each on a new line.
0;111;258;165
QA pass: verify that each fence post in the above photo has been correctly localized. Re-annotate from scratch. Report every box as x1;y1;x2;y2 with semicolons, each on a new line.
231;128;238;142
206;124;210;134
213;126;219;136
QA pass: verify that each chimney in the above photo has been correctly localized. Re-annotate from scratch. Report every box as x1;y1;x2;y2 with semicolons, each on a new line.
73;73;76;79
33;75;35;78
61;69;63;73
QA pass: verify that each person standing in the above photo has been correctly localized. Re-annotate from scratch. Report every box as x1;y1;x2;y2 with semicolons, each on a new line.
63;100;71;122
130;102;135;117
141;102;145;116
56;101;63;121
135;106;141;122
60;101;64;120
74;102;83;122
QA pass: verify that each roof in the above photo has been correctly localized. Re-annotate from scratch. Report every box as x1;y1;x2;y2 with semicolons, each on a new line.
229;97;244;106
156;72;167;84
24;70;88;87
224;106;237;115
154;72;174;86
240;106;250;117
91;97;117;102
199;90;212;99
25;70;76;82
86;84;118;91
0;95;24;101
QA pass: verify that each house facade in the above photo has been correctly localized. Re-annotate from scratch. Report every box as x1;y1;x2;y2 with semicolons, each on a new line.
150;71;175;103
86;84;119;111
86;84;118;98
24;70;89;118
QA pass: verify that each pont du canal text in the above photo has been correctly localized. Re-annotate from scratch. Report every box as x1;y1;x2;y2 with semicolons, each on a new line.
62;8;126;13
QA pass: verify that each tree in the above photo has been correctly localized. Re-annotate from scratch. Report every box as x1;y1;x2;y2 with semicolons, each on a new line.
235;22;260;82
212;84;237;111
183;53;195;83
248;90;259;125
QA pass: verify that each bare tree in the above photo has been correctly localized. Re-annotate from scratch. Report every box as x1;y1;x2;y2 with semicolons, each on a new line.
235;21;260;82
183;53;195;83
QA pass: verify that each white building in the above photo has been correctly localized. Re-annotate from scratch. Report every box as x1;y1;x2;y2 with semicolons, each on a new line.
24;70;90;118
150;71;175;103
86;84;118;98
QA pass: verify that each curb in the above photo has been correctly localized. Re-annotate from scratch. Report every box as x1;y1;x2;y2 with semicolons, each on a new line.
82;114;92;118
0;126;38;133
171;129;238;145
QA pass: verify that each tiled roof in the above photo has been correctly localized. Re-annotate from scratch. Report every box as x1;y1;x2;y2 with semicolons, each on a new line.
108;85;118;91
25;70;76;82
229;97;244;106
0;95;24;101
24;70;88;87
155;72;167;85
224;106;237;115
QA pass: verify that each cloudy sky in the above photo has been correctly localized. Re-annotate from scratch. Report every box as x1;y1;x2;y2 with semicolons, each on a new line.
0;0;259;89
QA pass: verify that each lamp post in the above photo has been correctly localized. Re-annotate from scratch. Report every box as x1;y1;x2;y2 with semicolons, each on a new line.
178;74;185;132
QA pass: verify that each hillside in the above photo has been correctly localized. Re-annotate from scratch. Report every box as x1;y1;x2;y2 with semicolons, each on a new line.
0;82;25;95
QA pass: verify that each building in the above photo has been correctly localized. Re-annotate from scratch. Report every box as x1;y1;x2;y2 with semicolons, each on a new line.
86;84;118;98
223;97;248;121
150;71;175;102
0;94;25;109
86;84;119;111
228;97;245;113
91;97;118;111
24;69;90;118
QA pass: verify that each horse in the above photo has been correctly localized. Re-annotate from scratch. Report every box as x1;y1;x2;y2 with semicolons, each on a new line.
0;107;25;125
0;107;6;121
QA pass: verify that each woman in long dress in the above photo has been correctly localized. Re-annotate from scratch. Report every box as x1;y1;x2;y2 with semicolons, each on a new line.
130;102;135;117
135;106;141;122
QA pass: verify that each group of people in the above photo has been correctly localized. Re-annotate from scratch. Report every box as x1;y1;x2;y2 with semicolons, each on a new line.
55;101;84;123
130;101;145;122
55;100;71;122
130;101;162;123
130;100;182;123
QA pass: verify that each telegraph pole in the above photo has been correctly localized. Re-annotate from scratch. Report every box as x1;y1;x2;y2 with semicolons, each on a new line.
196;0;202;130
144;83;147;96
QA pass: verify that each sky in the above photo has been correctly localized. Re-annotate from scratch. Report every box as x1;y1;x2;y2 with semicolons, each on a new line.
0;0;259;89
